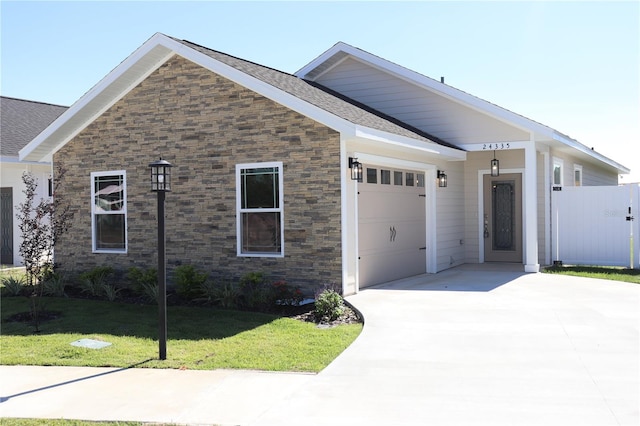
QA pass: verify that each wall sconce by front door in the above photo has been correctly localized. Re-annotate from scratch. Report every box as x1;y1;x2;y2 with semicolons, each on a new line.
349;157;363;182
491;150;500;177
437;170;447;187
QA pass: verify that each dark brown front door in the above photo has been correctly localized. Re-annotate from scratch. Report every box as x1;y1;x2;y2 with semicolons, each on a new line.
483;174;523;263
1;188;13;265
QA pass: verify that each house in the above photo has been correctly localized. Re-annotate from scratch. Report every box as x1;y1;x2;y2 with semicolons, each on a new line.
19;33;630;294
1;96;68;266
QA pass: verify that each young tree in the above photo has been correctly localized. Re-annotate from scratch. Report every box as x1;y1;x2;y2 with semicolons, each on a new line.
16;164;72;331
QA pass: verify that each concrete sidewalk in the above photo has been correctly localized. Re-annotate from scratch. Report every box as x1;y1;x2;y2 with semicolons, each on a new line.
1;266;639;425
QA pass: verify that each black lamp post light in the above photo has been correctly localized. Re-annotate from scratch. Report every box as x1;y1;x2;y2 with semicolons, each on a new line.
149;158;172;360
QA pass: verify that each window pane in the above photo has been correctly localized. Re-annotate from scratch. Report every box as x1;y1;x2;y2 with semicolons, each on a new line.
241;167;278;209
406;172;414;186
417;173;425;187
241;212;281;253
553;166;561;185
94;175;124;212
95;214;125;250
575;170;581;186
394;171;403;186
381;169;391;185
366;168;377;184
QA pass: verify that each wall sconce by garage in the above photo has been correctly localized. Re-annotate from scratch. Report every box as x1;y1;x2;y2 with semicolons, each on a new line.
149;157;173;360
437;170;448;188
349;157;363;182
491;150;500;177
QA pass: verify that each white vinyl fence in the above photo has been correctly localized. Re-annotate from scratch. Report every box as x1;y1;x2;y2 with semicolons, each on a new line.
552;184;640;268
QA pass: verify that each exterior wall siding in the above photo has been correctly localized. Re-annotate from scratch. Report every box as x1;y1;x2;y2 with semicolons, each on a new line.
435;161;465;270
53;55;342;292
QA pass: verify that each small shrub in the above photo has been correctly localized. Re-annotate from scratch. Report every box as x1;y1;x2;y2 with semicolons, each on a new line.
272;280;303;306
315;289;345;322
79;266;114;298
127;267;157;303
1;275;26;297
101;283;122;302
174;264;209;300
200;279;241;309
239;271;273;310
43;272;67;297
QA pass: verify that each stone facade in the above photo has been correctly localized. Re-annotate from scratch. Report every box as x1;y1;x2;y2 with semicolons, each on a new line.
53;55;342;292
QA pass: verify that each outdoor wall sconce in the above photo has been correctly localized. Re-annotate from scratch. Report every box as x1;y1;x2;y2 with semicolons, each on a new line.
349;157;363;182
437;170;448;188
491;150;500;177
149;157;173;360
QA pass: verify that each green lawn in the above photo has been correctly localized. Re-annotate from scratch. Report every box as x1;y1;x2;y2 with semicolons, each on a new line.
0;297;362;372
0;420;143;426
543;265;640;284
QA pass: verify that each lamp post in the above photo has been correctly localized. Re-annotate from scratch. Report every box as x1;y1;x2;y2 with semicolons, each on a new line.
149;158;172;360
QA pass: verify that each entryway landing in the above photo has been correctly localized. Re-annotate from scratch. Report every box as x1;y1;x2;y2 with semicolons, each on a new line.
362;263;527;292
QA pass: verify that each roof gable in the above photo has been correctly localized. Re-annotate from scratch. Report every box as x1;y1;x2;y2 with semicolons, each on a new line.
20;34;463;163
296;42;629;174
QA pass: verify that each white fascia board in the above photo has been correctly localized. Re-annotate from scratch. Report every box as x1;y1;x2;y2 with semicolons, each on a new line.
20;33;175;162
353;126;466;161
552;131;630;174
169;40;354;135
294;42;354;78
0;156;50;165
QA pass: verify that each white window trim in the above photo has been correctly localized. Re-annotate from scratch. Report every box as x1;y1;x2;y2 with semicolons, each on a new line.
236;162;285;258
574;164;583;186
553;157;564;187
91;170;127;253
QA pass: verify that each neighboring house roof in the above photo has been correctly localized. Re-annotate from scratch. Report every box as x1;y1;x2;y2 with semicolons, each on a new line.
297;42;630;174
1;96;67;158
20;33;464;162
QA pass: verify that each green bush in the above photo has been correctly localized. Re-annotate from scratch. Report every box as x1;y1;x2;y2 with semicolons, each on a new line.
1;275;26;297
43;272;67;297
79;266;114;298
272;280;303;306
238;271;272;310
202;279;241;309
174;264;209;300
127;267;157;303
314;289;345;322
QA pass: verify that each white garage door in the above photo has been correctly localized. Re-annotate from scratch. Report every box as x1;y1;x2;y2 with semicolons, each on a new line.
358;166;427;288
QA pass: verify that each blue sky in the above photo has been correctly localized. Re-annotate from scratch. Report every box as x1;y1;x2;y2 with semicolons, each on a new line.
2;1;638;181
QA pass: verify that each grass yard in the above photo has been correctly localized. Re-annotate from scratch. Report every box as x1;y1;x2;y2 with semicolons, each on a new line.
543;265;640;284
0;420;143;426
0;296;362;372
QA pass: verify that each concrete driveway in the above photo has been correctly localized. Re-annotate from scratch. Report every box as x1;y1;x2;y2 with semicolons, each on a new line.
1;265;638;425
255;265;639;426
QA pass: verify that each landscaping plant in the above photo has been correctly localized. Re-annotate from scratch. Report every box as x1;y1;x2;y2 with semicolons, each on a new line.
314;289;345;322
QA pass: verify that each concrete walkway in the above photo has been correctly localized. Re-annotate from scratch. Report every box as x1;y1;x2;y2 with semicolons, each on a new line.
1;265;638;425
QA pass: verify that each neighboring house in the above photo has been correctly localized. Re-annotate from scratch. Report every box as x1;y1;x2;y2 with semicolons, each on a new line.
1;96;67;266
19;33;630;294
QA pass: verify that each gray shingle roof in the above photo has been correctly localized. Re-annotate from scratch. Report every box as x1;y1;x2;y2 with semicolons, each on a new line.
1;96;68;157
175;38;460;151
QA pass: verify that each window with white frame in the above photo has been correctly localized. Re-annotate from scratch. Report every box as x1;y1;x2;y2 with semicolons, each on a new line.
91;171;127;253
236;162;284;257
553;158;564;187
574;165;583;186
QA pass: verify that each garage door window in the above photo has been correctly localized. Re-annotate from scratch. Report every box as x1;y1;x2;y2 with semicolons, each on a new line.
236;162;284;257
406;173;414;186
417;173;425;187
394;171;403;186
381;170;391;185
367;168;377;184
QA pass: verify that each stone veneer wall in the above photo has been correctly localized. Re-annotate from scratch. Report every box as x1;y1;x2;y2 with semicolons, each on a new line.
53;55;342;292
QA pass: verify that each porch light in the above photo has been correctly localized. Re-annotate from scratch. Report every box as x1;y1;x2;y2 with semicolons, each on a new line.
491;151;500;177
349;157;363;182
437;170;448;188
149;158;173;192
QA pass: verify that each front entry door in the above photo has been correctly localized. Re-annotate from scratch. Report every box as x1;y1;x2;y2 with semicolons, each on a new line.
1;188;14;265
483;174;523;263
